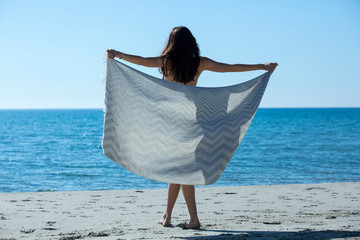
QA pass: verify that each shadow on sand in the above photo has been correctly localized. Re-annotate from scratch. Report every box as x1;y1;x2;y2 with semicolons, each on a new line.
178;229;360;240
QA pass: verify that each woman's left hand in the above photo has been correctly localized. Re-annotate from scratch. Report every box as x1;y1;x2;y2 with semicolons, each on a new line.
263;62;278;72
107;49;118;59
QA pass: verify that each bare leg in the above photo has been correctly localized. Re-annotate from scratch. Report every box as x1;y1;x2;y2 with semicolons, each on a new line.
161;183;180;227
181;185;200;229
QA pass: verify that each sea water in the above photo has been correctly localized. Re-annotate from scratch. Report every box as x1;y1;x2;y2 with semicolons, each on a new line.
0;108;359;193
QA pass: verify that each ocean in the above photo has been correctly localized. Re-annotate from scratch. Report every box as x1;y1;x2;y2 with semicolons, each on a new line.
1;108;359;193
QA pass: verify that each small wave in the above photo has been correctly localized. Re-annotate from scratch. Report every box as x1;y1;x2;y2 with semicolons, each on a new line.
53;172;98;177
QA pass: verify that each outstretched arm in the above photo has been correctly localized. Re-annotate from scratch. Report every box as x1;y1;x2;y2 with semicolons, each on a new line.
200;57;278;73
107;49;162;68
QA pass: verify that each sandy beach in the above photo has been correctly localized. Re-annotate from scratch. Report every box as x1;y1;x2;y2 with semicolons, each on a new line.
1;182;359;240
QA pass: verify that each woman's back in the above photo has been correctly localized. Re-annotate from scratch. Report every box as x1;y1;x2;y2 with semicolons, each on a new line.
163;57;205;87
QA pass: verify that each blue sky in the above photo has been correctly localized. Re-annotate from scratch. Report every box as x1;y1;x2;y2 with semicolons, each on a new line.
0;0;359;108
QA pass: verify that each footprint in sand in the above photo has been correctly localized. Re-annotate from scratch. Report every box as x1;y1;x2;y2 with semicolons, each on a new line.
20;229;35;233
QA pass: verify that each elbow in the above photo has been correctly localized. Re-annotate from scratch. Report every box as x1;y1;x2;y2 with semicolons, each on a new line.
138;57;155;67
219;64;237;73
138;57;147;66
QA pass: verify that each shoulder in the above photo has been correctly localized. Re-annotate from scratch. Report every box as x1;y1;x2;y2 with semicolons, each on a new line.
199;56;210;71
200;56;210;63
199;56;218;72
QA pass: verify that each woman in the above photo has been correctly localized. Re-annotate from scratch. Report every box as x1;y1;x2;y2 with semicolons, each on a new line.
107;26;277;229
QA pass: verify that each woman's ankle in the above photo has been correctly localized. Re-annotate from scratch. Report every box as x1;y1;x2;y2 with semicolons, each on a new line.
163;212;172;218
189;216;200;224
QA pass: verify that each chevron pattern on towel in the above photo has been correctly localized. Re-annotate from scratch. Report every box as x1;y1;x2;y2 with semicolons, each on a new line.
102;58;271;185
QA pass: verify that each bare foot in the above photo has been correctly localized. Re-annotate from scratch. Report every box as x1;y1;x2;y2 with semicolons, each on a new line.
184;218;200;229
160;214;171;227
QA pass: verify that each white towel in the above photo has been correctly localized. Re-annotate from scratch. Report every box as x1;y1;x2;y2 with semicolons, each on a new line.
102;58;271;185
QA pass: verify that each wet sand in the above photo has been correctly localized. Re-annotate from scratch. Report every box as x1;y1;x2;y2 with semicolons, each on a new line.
1;182;360;239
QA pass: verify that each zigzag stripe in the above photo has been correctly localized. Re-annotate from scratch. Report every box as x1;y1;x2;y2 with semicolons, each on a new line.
102;59;271;185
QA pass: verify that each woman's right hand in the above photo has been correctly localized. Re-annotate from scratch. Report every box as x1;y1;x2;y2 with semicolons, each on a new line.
262;62;278;72
106;49;118;59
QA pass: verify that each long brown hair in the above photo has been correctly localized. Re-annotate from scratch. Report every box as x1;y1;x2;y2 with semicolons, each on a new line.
160;26;200;84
